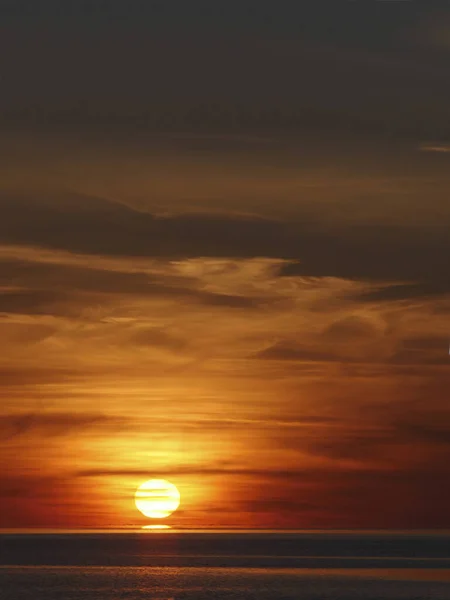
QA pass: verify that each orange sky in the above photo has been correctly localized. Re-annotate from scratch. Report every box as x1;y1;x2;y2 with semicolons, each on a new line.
1;3;449;530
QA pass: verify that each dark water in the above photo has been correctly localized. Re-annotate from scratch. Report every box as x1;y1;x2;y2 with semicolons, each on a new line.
1;531;449;599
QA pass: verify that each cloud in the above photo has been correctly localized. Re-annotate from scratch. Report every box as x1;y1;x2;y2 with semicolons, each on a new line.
323;315;381;341
0;256;273;325
130;327;188;352
278;223;450;290
393;417;450;447
75;465;338;481
0;288;71;316
420;143;450;153
0;412;125;441
302;399;450;464
0;320;56;345
0;192;290;259
253;314;390;364
0;366;87;388
355;281;450;302
0;236;447;382
389;334;450;366
1;3;449;144
254;343;337;363
1;192;449;292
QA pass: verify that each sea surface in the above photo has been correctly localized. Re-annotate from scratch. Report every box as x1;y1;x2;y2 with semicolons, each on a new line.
1;531;449;599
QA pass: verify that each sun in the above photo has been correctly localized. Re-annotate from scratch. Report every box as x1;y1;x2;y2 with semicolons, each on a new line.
135;479;180;519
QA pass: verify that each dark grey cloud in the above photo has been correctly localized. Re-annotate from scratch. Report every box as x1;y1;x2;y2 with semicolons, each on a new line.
307;429;395;462
0;288;71;315
1;4;448;140
254;343;336;363
0;257;182;297
388;408;450;447
253;316;381;364
0;257;268;315
131;327;188;352
0;319;55;343
0;473;68;500
401;335;450;352
0;365;130;396
238;497;322;515
278;223;450;288
1;193;449;295
323;316;379;342
394;422;450;447
0;366;83;387
0;412;125;441
76;464;328;481
389;339;450;366
304;407;450;463
0;192;287;258
0;1;434;45
355;282;450;303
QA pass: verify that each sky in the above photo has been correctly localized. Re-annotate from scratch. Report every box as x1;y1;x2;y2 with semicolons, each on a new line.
1;1;450;530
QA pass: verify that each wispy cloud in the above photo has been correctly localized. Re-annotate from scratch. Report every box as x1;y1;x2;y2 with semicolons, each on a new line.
0;412;125;441
419;143;450;153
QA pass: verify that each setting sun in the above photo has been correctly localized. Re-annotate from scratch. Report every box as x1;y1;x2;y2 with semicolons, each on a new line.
135;479;180;519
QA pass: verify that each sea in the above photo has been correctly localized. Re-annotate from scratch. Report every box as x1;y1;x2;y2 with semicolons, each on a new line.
0;531;449;599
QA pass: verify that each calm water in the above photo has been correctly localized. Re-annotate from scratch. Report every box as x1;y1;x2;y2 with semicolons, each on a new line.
1;532;449;599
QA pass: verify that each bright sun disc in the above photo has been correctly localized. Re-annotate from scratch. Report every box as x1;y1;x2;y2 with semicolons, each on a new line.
135;479;180;519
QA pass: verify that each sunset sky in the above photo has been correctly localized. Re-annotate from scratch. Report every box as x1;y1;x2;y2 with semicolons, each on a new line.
1;2;449;530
